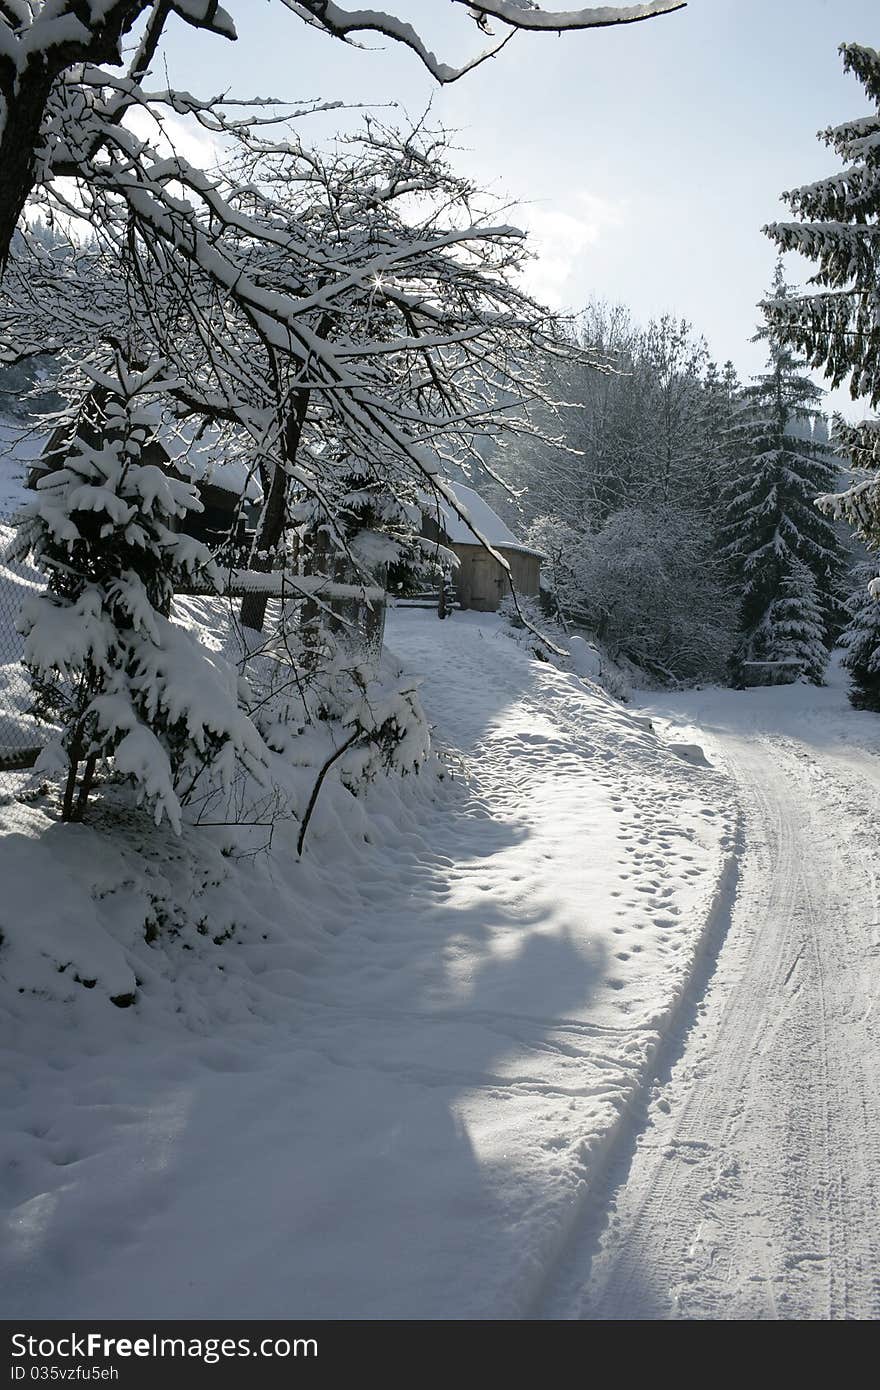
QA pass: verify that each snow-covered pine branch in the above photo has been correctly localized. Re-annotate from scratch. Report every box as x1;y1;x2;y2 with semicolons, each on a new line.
839;560;880;710
764;43;880;572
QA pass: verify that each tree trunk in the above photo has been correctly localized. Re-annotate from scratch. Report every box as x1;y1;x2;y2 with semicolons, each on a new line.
0;72;56;269
61;749;81;823
239;454;288;631
73;753;99;821
0;2;154;268
240;388;309;631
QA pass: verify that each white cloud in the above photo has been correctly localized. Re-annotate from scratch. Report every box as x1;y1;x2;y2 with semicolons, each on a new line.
516;192;625;310
123;105;223;172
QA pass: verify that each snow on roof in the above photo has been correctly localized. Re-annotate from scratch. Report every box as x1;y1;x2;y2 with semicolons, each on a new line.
158;419;262;503
431;481;542;558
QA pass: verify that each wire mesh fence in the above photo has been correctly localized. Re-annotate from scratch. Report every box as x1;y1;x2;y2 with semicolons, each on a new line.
0;507;46;799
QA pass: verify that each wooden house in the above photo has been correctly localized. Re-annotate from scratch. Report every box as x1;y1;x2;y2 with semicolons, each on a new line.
28;411;261;553
423;481;542;612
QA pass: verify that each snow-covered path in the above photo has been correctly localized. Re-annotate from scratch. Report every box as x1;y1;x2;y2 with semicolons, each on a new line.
6;609;877;1320
0;611;733;1320
547;666;880;1320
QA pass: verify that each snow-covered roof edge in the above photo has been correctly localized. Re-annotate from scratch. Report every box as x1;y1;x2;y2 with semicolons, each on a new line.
427;481;543;559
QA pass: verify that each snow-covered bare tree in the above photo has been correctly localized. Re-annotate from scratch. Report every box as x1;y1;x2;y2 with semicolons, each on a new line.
504;300;742;682
699;358;740;512
0;1;683;272
638;314;709;506
720;267;847;675
1;115;588;639
505;301;636;526
512;307;715;525
528;503;735;683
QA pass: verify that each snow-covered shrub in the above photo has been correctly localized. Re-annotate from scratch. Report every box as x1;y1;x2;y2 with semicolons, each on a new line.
7;361;269;827
498;592;631;700
261;624;429;783
249;625;431;855
529;506;736;684
497;591;563;656
338;666;431;789
567;635;603;681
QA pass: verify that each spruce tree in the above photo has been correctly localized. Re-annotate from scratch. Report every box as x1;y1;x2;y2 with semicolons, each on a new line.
720;266;847;676
840;564;880;710
8;360;267;826
765;42;880;552
759;557;828;684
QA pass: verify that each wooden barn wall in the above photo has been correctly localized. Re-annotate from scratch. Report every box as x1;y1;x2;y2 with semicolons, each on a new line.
453;544;541;611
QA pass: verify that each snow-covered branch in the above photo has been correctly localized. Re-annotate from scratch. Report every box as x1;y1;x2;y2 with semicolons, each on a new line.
282;1;684;83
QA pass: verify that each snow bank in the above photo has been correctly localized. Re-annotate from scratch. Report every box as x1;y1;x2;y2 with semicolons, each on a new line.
0;609;737;1319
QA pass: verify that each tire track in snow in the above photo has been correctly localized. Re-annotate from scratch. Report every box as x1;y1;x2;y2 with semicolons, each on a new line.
539;711;880;1321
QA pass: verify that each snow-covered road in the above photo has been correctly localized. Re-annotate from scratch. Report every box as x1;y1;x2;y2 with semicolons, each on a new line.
0;611;733;1320
547;665;880;1320
3;612;878;1320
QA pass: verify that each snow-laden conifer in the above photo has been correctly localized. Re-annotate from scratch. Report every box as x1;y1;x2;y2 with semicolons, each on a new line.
765;44;880;556
757;557;829;684
840;564;880;710
720;266;846;674
7;360;268;827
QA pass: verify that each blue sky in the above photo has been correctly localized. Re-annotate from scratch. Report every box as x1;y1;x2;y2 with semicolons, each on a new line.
157;0;878;416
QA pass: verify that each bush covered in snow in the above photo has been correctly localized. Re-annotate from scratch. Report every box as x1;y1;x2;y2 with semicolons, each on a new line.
498;593;631;701
527;507;735;685
254;624;432;839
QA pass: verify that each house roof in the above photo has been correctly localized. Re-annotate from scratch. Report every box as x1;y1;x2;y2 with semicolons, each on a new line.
431;481;542;559
159;419;262;503
33;412;263;504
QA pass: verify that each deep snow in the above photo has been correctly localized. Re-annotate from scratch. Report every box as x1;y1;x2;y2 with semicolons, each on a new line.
0;607;735;1319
